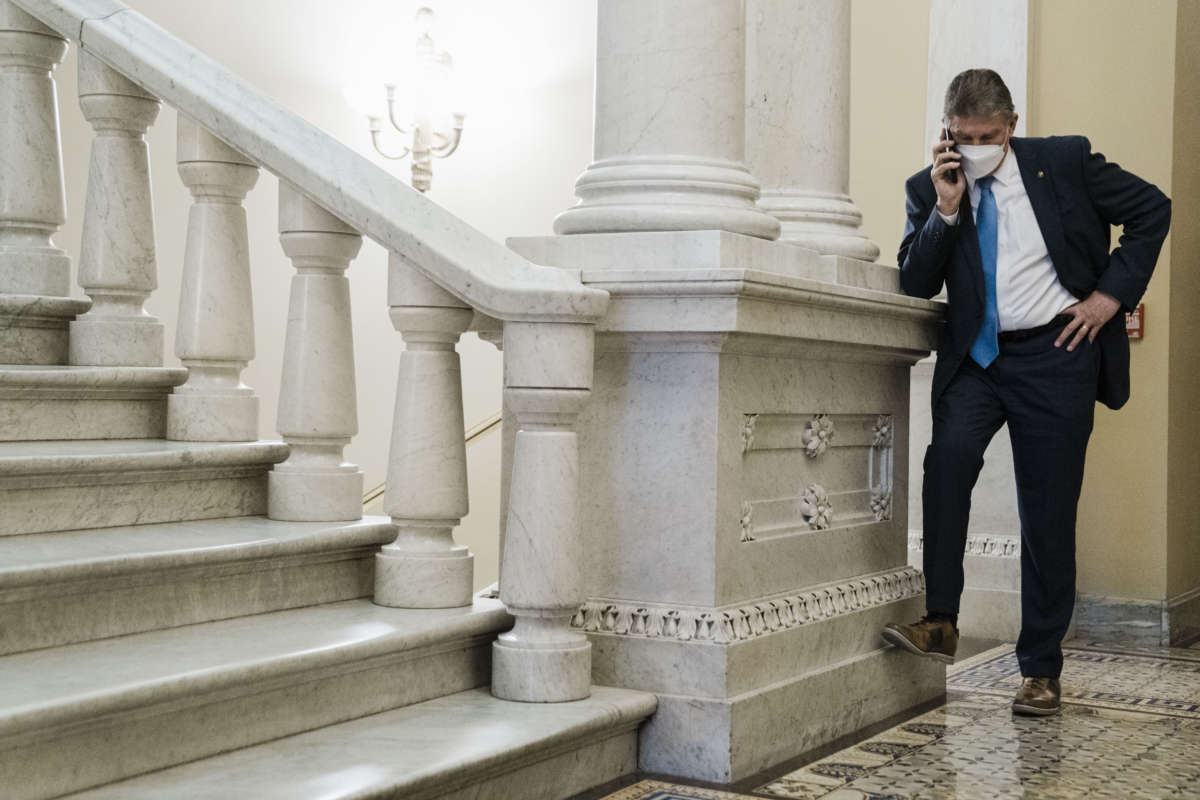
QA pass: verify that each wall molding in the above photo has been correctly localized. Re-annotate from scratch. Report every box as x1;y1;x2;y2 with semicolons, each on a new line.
571;566;924;644
908;531;1020;558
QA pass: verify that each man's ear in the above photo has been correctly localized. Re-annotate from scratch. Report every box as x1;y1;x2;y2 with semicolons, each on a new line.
1009;113;1019;136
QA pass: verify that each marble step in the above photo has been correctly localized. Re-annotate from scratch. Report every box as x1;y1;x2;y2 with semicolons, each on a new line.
0;597;513;800
0;294;91;366
0;438;289;535
0;365;188;440
0;515;398;655
67;685;658;800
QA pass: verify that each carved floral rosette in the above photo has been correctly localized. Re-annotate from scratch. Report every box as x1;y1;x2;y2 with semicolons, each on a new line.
802;413;835;458
872;414;894;448
739;500;755;542
799;483;833;529
741;413;758;454
570;567;926;644
870;487;892;522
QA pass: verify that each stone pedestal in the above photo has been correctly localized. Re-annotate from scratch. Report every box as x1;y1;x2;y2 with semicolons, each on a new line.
508;230;944;783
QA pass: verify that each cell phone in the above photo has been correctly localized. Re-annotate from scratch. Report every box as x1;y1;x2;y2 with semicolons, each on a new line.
941;125;958;173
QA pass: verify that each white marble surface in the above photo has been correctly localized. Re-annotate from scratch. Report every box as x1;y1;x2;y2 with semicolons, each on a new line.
553;0;779;240
270;183;363;521
66;686;656;800
375;260;474;608
168;116;259;442
0;1;71;298
0;597;510;800
746;0;879;260
0;515;396;654
0;438;287;535
70;49;163;368
0;294;90;365
10;0;607;323
0;364;185;440
925;0;1028;158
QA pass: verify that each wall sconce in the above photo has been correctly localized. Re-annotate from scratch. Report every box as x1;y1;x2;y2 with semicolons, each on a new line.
346;7;465;193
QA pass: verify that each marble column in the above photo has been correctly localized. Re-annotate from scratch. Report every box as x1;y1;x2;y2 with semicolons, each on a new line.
0;2;69;298
167;117;259;442
70;50;163;367
269;183;363;521
374;254;474;609
553;0;779;240
745;0;878;261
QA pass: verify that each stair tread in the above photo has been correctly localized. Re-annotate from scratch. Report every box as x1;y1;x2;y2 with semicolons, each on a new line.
0;514;395;587
67;685;658;799
0;597;510;737
0;438;288;474
0;364;188;388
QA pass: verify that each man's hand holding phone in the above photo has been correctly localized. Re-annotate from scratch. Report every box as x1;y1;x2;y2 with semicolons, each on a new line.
933;126;965;217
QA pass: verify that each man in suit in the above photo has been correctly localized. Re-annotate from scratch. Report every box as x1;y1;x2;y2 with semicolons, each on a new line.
880;68;1171;716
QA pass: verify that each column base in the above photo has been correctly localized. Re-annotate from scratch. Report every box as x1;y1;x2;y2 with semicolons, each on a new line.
491;635;592;703
69;316;163;367
554;156;781;240
167;392;258;441
373;547;473;608
759;191;880;262
0;250;72;297
268;466;363;522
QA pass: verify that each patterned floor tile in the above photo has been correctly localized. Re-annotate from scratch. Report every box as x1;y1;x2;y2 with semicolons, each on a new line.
751;642;1200;799
599;780;764;799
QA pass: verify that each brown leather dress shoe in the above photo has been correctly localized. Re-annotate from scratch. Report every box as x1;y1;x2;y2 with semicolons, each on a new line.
880;615;958;663
1012;677;1062;716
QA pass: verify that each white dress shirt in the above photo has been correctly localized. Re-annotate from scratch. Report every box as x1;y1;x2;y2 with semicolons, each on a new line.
937;148;1077;331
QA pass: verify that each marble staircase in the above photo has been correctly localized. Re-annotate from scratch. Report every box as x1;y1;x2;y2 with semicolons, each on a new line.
0;0;654;797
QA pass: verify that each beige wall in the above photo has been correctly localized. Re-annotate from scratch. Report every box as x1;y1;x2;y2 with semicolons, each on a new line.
1167;0;1200;601
849;0;931;265
1028;0;1177;601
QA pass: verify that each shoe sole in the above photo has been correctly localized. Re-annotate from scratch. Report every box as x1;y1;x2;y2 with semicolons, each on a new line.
1012;702;1061;716
880;627;954;664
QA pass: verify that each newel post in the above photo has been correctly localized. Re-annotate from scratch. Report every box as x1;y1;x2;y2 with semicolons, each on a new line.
491;321;594;703
0;3;69;297
168;117;259;441
269;183;363;520
373;253;474;608
71;50;163;366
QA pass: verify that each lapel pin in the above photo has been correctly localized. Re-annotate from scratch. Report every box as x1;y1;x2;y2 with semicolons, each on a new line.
1037;170;1045;178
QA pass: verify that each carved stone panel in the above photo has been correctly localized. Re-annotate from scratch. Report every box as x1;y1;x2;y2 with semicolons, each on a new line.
739;412;894;542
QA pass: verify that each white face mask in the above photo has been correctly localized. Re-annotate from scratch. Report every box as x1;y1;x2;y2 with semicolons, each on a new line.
956;143;1007;181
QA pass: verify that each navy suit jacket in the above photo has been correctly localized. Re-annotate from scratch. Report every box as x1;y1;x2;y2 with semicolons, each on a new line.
898;135;1171;411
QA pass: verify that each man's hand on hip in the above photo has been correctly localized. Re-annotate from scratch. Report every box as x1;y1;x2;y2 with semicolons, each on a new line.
1055;291;1122;351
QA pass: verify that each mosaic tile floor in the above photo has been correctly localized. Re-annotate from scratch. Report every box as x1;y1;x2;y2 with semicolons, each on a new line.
597;639;1200;800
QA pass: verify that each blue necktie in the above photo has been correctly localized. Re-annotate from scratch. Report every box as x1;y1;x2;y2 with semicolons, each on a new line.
970;176;999;368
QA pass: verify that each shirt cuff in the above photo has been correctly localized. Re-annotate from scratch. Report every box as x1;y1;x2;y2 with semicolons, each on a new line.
937;208;959;226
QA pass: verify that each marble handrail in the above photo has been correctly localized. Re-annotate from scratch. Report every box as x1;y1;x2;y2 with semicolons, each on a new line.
9;0;609;324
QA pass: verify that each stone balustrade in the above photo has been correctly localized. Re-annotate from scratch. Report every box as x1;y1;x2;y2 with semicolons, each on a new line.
71;50;163;366
1;0;606;707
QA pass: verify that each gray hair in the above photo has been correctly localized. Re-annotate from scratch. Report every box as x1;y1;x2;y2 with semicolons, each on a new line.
943;68;1015;122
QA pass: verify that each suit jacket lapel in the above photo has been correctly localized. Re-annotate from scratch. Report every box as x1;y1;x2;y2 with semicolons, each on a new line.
1010;137;1070;276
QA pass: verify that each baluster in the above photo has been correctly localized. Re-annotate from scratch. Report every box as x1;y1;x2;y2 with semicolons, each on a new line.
0;3;69;297
374;253;473;609
167;117;259;441
491;321;594;702
70;51;162;366
269;183;363;521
